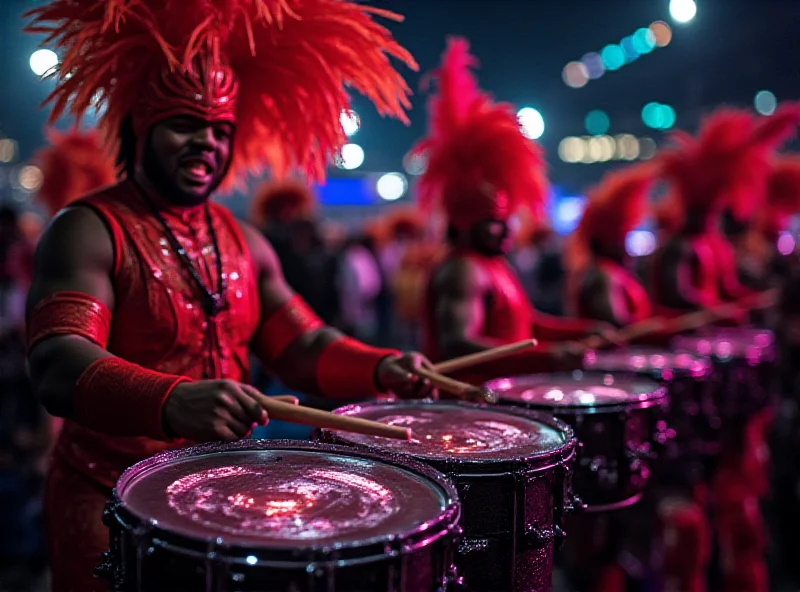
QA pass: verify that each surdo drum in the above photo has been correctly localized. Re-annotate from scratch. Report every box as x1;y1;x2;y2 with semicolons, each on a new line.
97;440;461;592
319;400;578;592
583;348;715;489
489;372;669;511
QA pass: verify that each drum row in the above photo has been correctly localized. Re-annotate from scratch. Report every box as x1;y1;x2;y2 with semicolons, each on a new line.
98;327;776;592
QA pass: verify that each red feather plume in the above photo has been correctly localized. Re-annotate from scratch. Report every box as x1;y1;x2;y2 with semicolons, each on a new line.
26;0;418;189
412;37;548;228
767;155;800;215
660;103;800;222
251;178;315;225
34;128;117;216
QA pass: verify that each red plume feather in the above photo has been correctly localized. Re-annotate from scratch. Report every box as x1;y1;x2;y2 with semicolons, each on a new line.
34;128;117;216
767;155;800;214
251;178;315;225
660;103;800;222
412;37;547;228
26;0;417;189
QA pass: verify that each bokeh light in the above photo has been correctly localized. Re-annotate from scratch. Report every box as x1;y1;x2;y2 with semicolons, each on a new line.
403;151;427;176
376;173;408;201
670;0;697;24
620;36;640;63
559;135;654;164
755;91;777;116
642;103;675;130
30;49;58;77
336;143;365;170
616;134;640;160
340;110;360;137
581;52;605;80
563;61;589;88
585;110;610;135
19;165;44;191
626;230;657;257
601;45;625;71
517;107;545;140
639;137;658;160
778;232;796;256
0;139;17;163
632;28;656;54
649;21;673;47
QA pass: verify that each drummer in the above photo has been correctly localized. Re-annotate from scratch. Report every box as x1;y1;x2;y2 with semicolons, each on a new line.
23;2;430;590
413;38;613;381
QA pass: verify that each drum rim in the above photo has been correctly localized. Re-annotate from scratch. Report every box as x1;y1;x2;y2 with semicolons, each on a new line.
486;370;669;411
321;399;578;471
670;327;776;362
583;347;713;380
111;439;461;559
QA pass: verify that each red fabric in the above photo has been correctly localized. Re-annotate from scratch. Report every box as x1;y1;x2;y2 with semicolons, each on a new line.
569;259;652;326
252;295;325;365
592;566;626;592
75;357;190;441
27;291;113;353
658;500;711;590
45;455;111;592
422;252;533;361
316;337;399;398
251;180;316;226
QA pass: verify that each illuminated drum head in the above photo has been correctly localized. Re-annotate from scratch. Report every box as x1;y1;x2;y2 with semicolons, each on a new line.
331;402;569;462
673;327;775;360
583;347;711;380
488;372;666;411
117;444;450;548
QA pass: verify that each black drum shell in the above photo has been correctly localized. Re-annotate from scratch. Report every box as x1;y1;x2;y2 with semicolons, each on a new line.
318;400;578;592
100;440;461;592
488;371;669;511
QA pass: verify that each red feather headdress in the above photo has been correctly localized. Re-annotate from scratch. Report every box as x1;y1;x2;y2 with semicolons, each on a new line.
660;104;800;222
251;178;315;225
577;164;655;253
757;155;800;233
412;37;548;230
26;0;418;190
34;128;117;216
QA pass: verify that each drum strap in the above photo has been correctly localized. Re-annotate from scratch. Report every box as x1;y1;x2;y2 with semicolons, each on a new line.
316;337;400;398
27;290;112;354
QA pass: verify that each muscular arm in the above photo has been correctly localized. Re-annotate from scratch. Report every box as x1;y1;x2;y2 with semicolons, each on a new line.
577;270;627;328
657;242;708;311
432;258;506;359
26;207;115;418
713;235;760;301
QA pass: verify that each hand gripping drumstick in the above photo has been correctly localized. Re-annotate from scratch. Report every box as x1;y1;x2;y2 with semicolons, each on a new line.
250;392;411;440
432;339;539;374
413;367;498;404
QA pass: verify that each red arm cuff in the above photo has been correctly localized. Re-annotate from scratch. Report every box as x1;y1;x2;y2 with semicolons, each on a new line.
532;311;597;341
252;295;325;366
27;291;112;353
316;337;400;399
75;357;190;441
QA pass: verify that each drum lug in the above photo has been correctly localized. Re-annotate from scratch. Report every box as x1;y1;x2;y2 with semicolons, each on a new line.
566;492;586;514
102;500;120;527
523;525;556;548
95;551;116;584
440;566;467;592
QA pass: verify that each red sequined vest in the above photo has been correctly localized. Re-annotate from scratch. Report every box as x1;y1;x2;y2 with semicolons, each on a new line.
422;252;533;361
56;182;260;487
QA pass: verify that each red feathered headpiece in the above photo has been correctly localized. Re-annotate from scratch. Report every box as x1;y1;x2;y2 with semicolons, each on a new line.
758;155;800;233
412;37;548;230
660;104;800;222
34;128;117;216
251;179;315;225
26;0;417;190
577;164;656;252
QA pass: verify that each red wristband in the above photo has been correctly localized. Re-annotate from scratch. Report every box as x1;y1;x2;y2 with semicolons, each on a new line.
75;357;190;441
27;291;112;353
252;295;325;365
316;337;400;399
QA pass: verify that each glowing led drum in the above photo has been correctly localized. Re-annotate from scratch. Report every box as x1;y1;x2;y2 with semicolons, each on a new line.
583;348;714;489
97;440;461;592
489;372;669;511
319;401;578;592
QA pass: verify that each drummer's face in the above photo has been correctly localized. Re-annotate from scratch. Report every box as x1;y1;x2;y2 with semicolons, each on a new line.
471;219;511;255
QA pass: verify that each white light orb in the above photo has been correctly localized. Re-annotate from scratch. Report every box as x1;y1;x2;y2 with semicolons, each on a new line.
340;110;360;137
517;107;545;140
626;230;657;257
669;0;697;24
19;165;44;191
30;49;58;76
337;143;365;170
376;173;408;201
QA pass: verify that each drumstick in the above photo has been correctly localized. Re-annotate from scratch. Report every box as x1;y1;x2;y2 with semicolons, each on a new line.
413;367;498;404
432;339;539;374
251;392;411;440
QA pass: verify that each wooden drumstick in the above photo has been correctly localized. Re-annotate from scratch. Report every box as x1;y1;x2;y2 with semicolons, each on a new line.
413;367;498;404
251;392;411;440
432;339;539;374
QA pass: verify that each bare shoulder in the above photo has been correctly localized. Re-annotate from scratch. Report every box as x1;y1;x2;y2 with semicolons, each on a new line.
432;255;489;298
231;217;282;278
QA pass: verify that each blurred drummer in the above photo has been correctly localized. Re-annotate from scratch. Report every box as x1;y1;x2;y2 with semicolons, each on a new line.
566;164;656;328
23;1;430;590
650;106;800;316
413;38;610;374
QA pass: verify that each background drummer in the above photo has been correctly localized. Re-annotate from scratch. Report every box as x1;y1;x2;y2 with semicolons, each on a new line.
23;2;433;590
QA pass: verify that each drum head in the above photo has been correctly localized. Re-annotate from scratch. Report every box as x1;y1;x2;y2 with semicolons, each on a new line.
583;347;711;381
672;327;775;360
329;401;573;466
488;371;667;412
115;441;456;550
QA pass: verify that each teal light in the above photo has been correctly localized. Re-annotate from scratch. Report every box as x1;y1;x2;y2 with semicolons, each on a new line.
632;28;656;54
585;110;610;135
620;36;639;63
600;45;625;71
642;102;664;128
754;91;777;116
659;105;676;129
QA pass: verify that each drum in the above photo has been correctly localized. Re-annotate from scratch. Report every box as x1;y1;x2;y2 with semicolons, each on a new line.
489;371;669;511
583;348;715;488
319;401;577;592
97;440;461;592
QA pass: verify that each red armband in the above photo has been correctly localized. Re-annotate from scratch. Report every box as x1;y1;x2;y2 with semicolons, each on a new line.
75;357;190;441
532;312;598;342
252;295;325;365
316;337;400;399
27;291;112;353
